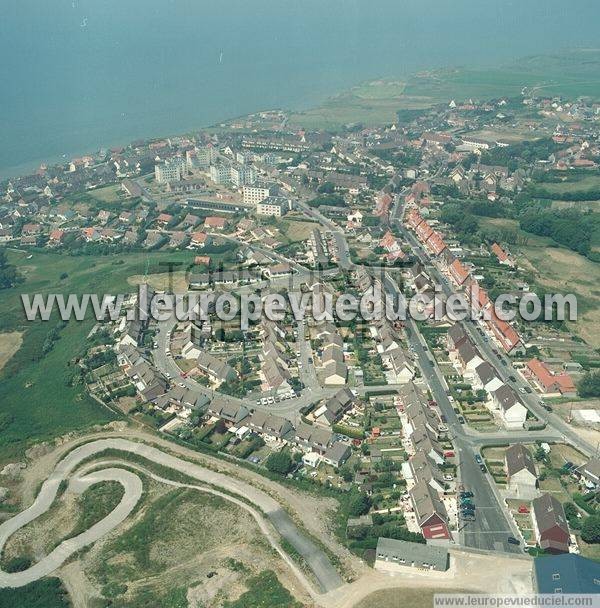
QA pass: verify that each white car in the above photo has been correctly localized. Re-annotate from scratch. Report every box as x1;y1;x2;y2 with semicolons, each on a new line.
267;397;275;404
260;398;268;406
444;474;453;481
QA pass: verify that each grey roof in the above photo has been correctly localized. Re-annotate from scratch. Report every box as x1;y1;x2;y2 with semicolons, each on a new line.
492;384;523;412
376;537;448;571
505;444;537;478
576;457;600;483
474;361;499;386
448;323;468;348
323;441;351;465
534;554;600;594
533;493;569;550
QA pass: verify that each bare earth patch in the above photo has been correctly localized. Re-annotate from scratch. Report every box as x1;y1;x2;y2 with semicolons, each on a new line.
0;332;23;372
128;272;189;293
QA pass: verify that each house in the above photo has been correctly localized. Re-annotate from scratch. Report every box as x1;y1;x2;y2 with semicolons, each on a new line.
491;242;515;268
491;384;528;429
245;411;294;443
322;441;351;468
207;401;249;424
316;388;355;425
157;213;173;226
264;263;292;279
190;231;209;248
574;457;600;489
526;359;576;396
293;422;332;453
196;351;237;384
448;259;470;286
505;444;538;495
410;450;446;494
455;340;484;377
204;216;226;230
472;362;503;395
375;538;449;572
534;554;600;594
48;229;64;246
409;479;451;540
447;323;468;351
532;493;570;554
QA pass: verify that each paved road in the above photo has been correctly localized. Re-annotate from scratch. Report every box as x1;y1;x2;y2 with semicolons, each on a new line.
0;439;342;593
0;466;142;588
381;273;522;554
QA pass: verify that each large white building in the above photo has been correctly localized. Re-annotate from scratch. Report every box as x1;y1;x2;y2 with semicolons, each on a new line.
155;157;187;184
209;163;231;185
243;183;276;206
257;196;290;218
230;163;257;187
186;145;216;170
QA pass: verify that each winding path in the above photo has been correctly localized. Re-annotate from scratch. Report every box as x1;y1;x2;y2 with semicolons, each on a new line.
0;438;342;593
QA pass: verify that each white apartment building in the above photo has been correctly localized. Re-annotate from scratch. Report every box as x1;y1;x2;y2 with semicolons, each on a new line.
243;183;275;206
256;196;289;217
155;157;187;184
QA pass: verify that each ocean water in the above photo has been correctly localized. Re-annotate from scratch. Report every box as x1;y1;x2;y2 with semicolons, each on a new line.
1;0;599;178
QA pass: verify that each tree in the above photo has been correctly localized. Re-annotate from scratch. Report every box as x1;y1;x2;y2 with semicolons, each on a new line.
348;493;371;517
265;451;293;475
578;371;600;398
339;465;353;482
0;248;20;289
581;514;600;543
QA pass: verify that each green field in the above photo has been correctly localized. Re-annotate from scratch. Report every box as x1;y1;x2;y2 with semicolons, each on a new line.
0;248;199;462
291;50;600;129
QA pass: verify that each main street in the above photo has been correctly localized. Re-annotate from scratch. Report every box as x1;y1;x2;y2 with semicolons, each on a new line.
296;182;526;553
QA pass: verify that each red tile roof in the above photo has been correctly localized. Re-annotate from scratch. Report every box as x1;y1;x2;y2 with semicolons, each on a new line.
426;231;447;256
449;259;470;286
491;242;509;263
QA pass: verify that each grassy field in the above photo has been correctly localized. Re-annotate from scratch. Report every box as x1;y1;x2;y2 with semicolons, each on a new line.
0;248;199;462
477;217;600;347
290;50;600;130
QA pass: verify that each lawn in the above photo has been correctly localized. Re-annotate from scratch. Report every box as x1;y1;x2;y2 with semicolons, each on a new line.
477;216;600;347
0;248;199;462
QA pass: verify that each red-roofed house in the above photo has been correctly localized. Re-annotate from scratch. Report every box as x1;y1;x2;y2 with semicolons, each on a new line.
204;216;226;230
486;309;523;354
406;209;424;230
374;193;393;217
449;259;470;286
526;359;576;396
48;229;64;246
426;231;447;256
157;213;173;226
491;243;515;268
415;221;434;243
190;231;209;248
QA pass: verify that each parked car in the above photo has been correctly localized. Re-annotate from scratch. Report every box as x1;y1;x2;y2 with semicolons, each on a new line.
474;454;483;464
509;375;516;382
458;415;465;424
507;536;520;545
460;491;474;499
480;464;487;473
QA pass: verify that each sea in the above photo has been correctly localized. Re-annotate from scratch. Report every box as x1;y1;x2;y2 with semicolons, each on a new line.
1;0;599;178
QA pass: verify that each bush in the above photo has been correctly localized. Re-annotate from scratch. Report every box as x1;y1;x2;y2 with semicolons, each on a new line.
581;514;600;543
265;451;293;475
